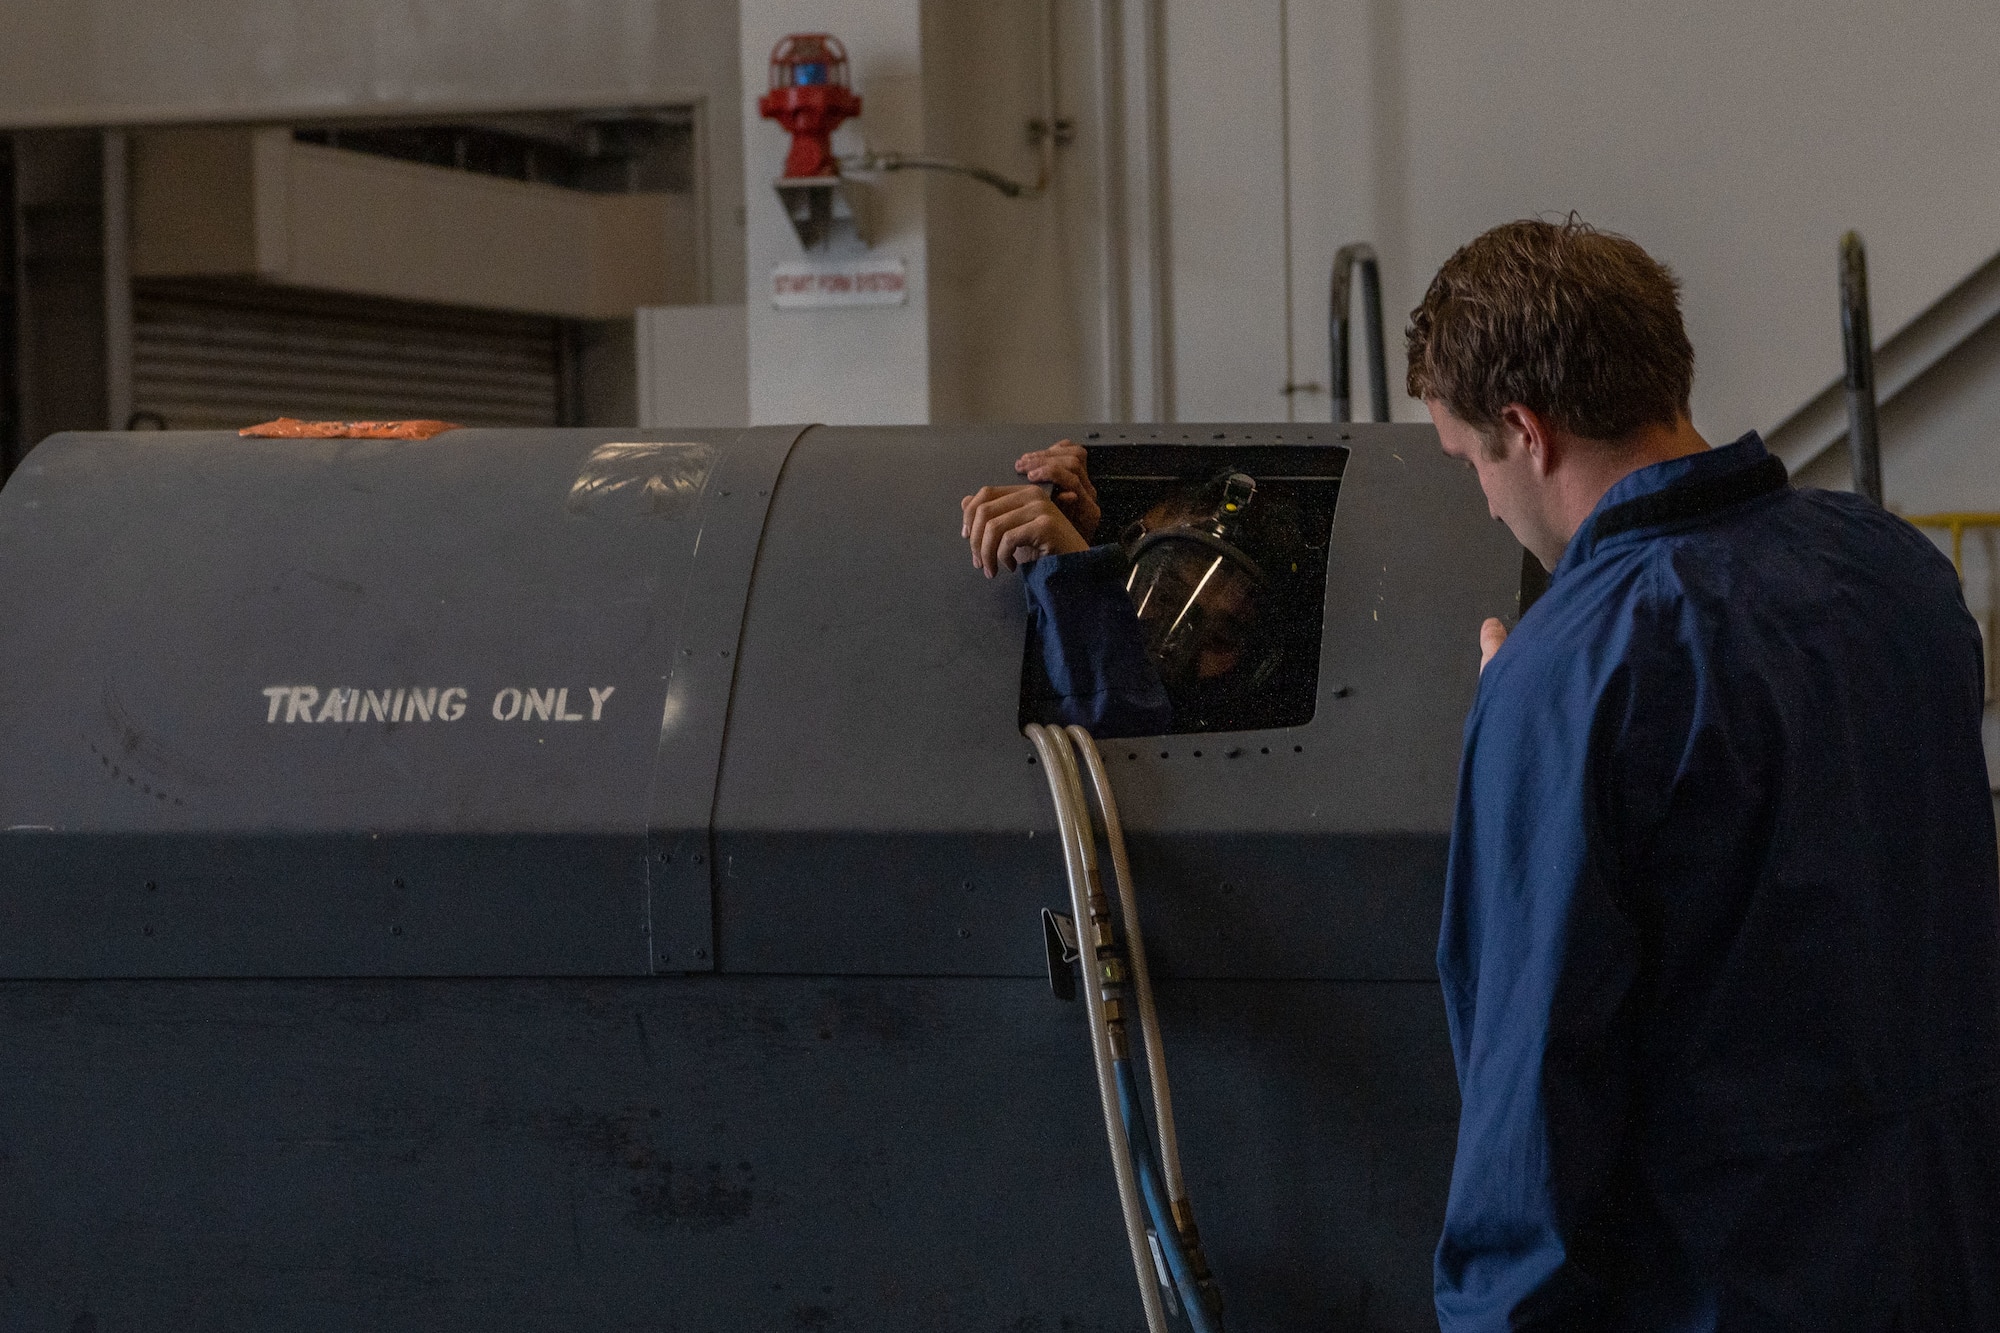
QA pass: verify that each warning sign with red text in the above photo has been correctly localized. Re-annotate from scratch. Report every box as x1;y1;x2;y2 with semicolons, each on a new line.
771;257;908;309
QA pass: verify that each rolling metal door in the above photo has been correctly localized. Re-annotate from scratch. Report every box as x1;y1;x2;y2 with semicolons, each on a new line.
131;278;560;430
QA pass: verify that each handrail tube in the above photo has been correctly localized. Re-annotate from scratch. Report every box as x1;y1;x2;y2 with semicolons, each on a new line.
1330;242;1390;423
1839;231;1885;505
1902;511;2000;579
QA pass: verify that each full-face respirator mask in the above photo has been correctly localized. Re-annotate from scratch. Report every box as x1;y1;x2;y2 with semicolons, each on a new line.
1120;472;1265;693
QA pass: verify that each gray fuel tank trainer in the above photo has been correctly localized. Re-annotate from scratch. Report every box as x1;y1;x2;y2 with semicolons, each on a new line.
0;423;1518;1332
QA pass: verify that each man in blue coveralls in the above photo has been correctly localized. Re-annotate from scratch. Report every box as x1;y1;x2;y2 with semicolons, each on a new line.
1414;218;2000;1329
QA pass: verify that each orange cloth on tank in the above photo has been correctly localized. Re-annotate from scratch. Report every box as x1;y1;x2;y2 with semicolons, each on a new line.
240;418;462;440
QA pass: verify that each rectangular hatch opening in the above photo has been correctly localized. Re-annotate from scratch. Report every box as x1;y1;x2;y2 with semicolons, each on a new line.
1018;441;1346;737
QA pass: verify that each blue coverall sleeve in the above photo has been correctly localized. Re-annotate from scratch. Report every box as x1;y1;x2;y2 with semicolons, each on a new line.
1434;628;1663;1330
1020;544;1174;738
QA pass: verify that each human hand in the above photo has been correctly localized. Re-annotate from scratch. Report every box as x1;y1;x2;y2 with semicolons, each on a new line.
961;485;1091;577
1479;618;1508;673
1014;439;1101;540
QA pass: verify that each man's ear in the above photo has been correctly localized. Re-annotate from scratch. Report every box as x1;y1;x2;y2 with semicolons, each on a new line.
1499;404;1559;477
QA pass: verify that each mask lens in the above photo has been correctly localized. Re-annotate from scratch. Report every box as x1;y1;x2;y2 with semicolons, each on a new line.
1126;538;1259;685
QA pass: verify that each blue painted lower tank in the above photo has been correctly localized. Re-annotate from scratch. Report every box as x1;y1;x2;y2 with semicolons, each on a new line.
0;422;1519;1331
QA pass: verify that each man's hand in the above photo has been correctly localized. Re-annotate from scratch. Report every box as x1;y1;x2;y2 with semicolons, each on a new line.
1479;617;1509;673
961;485;1090;577
1015;440;1101;540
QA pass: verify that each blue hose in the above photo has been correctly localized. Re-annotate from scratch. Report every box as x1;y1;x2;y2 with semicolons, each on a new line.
1115;1058;1227;1333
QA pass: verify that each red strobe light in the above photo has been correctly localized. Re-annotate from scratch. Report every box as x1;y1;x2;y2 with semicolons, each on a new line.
757;33;863;179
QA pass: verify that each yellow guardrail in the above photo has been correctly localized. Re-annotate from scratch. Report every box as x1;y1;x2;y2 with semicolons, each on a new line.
1903;513;2000;579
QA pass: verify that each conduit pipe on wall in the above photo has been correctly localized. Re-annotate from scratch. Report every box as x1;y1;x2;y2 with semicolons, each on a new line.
1035;0;1062;191
839;150;1037;198
1092;0;1129;421
840;0;1065;200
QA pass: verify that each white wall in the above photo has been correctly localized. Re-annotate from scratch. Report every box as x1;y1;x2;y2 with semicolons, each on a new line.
1396;0;2000;439
1162;1;1291;423
1165;0;2000;436
0;0;745;303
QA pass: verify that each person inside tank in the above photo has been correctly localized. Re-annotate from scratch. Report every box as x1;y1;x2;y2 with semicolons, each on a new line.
960;441;1301;737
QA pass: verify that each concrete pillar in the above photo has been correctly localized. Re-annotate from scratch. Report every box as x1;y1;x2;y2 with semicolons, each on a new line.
9;131;110;463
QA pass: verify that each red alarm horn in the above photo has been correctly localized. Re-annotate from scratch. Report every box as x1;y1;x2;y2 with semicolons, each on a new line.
757;33;864;180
